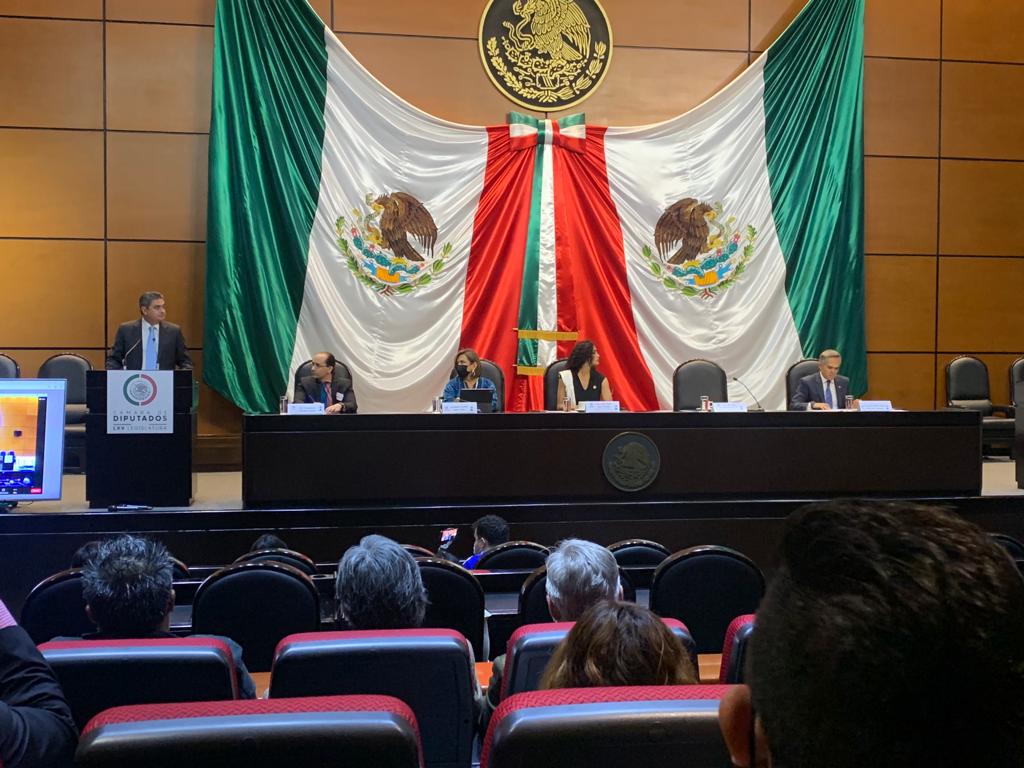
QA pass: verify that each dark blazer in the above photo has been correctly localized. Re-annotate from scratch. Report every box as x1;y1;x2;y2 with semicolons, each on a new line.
0;625;77;768
105;320;193;371
789;372;850;410
294;374;358;413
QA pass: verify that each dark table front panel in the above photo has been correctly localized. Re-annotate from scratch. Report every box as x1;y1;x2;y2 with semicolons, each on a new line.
243;411;982;508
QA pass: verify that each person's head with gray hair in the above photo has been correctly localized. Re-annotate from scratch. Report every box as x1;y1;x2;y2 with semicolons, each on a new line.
545;538;621;621
82;534;174;636
336;535;428;630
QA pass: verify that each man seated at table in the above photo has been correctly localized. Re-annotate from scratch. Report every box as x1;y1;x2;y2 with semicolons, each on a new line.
79;535;256;698
789;349;851;410
294;352;358;413
437;514;510;569
718;499;1024;768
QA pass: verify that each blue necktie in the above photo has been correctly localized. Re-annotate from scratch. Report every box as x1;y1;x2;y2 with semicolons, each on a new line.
824;380;833;408
145;326;158;370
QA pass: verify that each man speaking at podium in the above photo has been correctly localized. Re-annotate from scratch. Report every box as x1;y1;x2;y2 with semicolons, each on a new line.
105;291;193;371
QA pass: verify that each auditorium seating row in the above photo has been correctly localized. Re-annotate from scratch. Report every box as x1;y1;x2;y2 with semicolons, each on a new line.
41;618;756;768
21;541;765;667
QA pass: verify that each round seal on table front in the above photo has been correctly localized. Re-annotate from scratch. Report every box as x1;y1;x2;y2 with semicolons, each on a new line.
602;432;660;492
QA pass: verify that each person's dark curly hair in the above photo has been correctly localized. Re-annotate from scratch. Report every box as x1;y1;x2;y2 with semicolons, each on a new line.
566;340;596;373
81;534;173;635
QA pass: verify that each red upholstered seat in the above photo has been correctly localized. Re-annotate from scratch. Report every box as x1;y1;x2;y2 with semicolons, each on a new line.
269;629;475;768
719;614;755;683
77;695;422;768
500;618;697;701
482;685;733;768
39;637;240;730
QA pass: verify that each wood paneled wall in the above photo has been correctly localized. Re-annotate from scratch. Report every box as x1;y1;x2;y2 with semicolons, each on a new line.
1;0;1021;444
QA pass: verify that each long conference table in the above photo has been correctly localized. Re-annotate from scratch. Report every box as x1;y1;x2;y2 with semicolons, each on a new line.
242;410;983;508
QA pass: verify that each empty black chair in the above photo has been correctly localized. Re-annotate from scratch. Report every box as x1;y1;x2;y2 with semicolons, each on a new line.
449;359;506;411
234;547;318;576
649;545;765;654
517;565;635;627
542;358;569;411
608;539;670;567
946;355;1013;455
672;359;728;410
417;557;486;659
785;358;819;409
20;569;93;644
474;541;549;570
192;561;320;672
1010;357;1023;408
0;353;19;378
38;352;92;472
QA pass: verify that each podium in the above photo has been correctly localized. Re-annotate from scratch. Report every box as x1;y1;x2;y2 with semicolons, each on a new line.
85;370;197;508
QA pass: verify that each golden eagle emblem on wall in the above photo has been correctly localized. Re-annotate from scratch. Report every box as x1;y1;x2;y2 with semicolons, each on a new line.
479;0;612;111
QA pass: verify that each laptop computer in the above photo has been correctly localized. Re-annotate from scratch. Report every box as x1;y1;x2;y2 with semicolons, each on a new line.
459;387;496;413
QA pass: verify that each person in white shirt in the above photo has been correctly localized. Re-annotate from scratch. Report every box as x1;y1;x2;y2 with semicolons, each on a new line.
789;349;850;410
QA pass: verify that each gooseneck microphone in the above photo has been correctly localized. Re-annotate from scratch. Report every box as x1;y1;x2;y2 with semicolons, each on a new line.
732;376;765;412
122;338;141;370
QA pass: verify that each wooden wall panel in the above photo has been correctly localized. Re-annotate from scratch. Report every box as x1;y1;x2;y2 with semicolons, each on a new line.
0;18;102;129
937;257;1024;352
0;241;104;348
106;23;213;133
334;0;479;37
865;157;937;255
941;63;1024;161
0;349;106;378
105;0;214;25
0;0;100;18
864;58;938;157
864;256;936;352
939;160;1024;257
936;353;1021;408
575;49;747;125
943;0;1024;64
0;129;104;238
106;242;205;346
107;132;209;241
601;0;748;51
864;353;935;410
750;0;805;52
864;0;940;59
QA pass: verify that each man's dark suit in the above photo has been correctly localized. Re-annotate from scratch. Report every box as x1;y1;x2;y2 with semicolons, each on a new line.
0;625;77;768
105;320;193;370
789;372;850;410
295;373;358;413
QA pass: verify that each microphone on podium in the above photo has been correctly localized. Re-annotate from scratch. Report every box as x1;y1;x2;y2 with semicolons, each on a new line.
122;338;141;370
732;376;765;412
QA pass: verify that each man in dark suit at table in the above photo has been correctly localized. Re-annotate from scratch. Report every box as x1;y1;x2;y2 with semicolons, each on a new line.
789;349;850;410
294;352;358;414
105;291;193;371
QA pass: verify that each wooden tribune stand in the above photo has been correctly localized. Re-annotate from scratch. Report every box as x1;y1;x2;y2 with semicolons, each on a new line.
85;370;197;508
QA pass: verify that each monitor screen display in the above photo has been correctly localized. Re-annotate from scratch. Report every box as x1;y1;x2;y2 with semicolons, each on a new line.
0;379;66;501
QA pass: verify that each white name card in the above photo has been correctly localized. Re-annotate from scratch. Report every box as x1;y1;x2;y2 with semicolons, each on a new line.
442;401;478;414
288;402;325;415
583;400;621;413
711;401;748;412
858;400;893;412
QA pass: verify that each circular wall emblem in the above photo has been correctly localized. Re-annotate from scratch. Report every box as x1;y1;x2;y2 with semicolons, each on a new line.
602;432;660;492
479;0;613;112
123;373;158;406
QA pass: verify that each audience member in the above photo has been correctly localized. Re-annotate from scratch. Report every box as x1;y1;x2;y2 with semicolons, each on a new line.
438;515;510;568
540;600;696;689
80;535;256;698
70;540;101;570
336;535;428;630
719;500;1024;768
250;533;288;552
0;598;76;768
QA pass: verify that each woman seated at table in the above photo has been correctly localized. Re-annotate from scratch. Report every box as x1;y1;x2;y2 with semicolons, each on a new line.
442;347;499;411
555;339;613;410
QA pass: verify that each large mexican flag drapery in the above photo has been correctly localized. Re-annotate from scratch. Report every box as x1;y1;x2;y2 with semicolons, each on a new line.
205;0;864;413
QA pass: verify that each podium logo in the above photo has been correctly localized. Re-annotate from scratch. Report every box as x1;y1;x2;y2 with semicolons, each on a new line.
122;374;158;406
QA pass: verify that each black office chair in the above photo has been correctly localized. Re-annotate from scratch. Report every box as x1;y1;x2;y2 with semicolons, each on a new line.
649;545;765;654
448;359;505;411
945;355;1014;456
474;541;549;570
416;558;486;660
0;353;19;378
38;352;92;472
784;358;819;409
672;360;727;411
192;561;320;672
20;569;93;644
234;548;318;576
292;360;354;398
1010;357;1024;408
542;359;569;411
608;539;671;567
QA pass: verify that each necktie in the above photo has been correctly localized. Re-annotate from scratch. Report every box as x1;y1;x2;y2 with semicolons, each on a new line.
322;382;332;406
145;326;158;370
824;380;833;408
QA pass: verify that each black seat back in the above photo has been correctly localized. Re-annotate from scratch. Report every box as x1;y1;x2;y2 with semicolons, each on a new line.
785;358;819;408
672;360;727;410
234;548;318;576
542;359;569;411
608;539;670;567
1011;357;1024;407
475;541;548;570
0;353;19;378
38;353;92;405
946;355;994;414
20;569;93;644
417;558;486;659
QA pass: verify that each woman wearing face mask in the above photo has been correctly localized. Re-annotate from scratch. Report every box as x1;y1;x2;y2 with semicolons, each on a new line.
441;348;499;411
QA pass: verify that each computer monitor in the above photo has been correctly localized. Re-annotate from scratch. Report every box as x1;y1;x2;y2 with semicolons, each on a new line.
459;387;495;414
0;379;66;501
